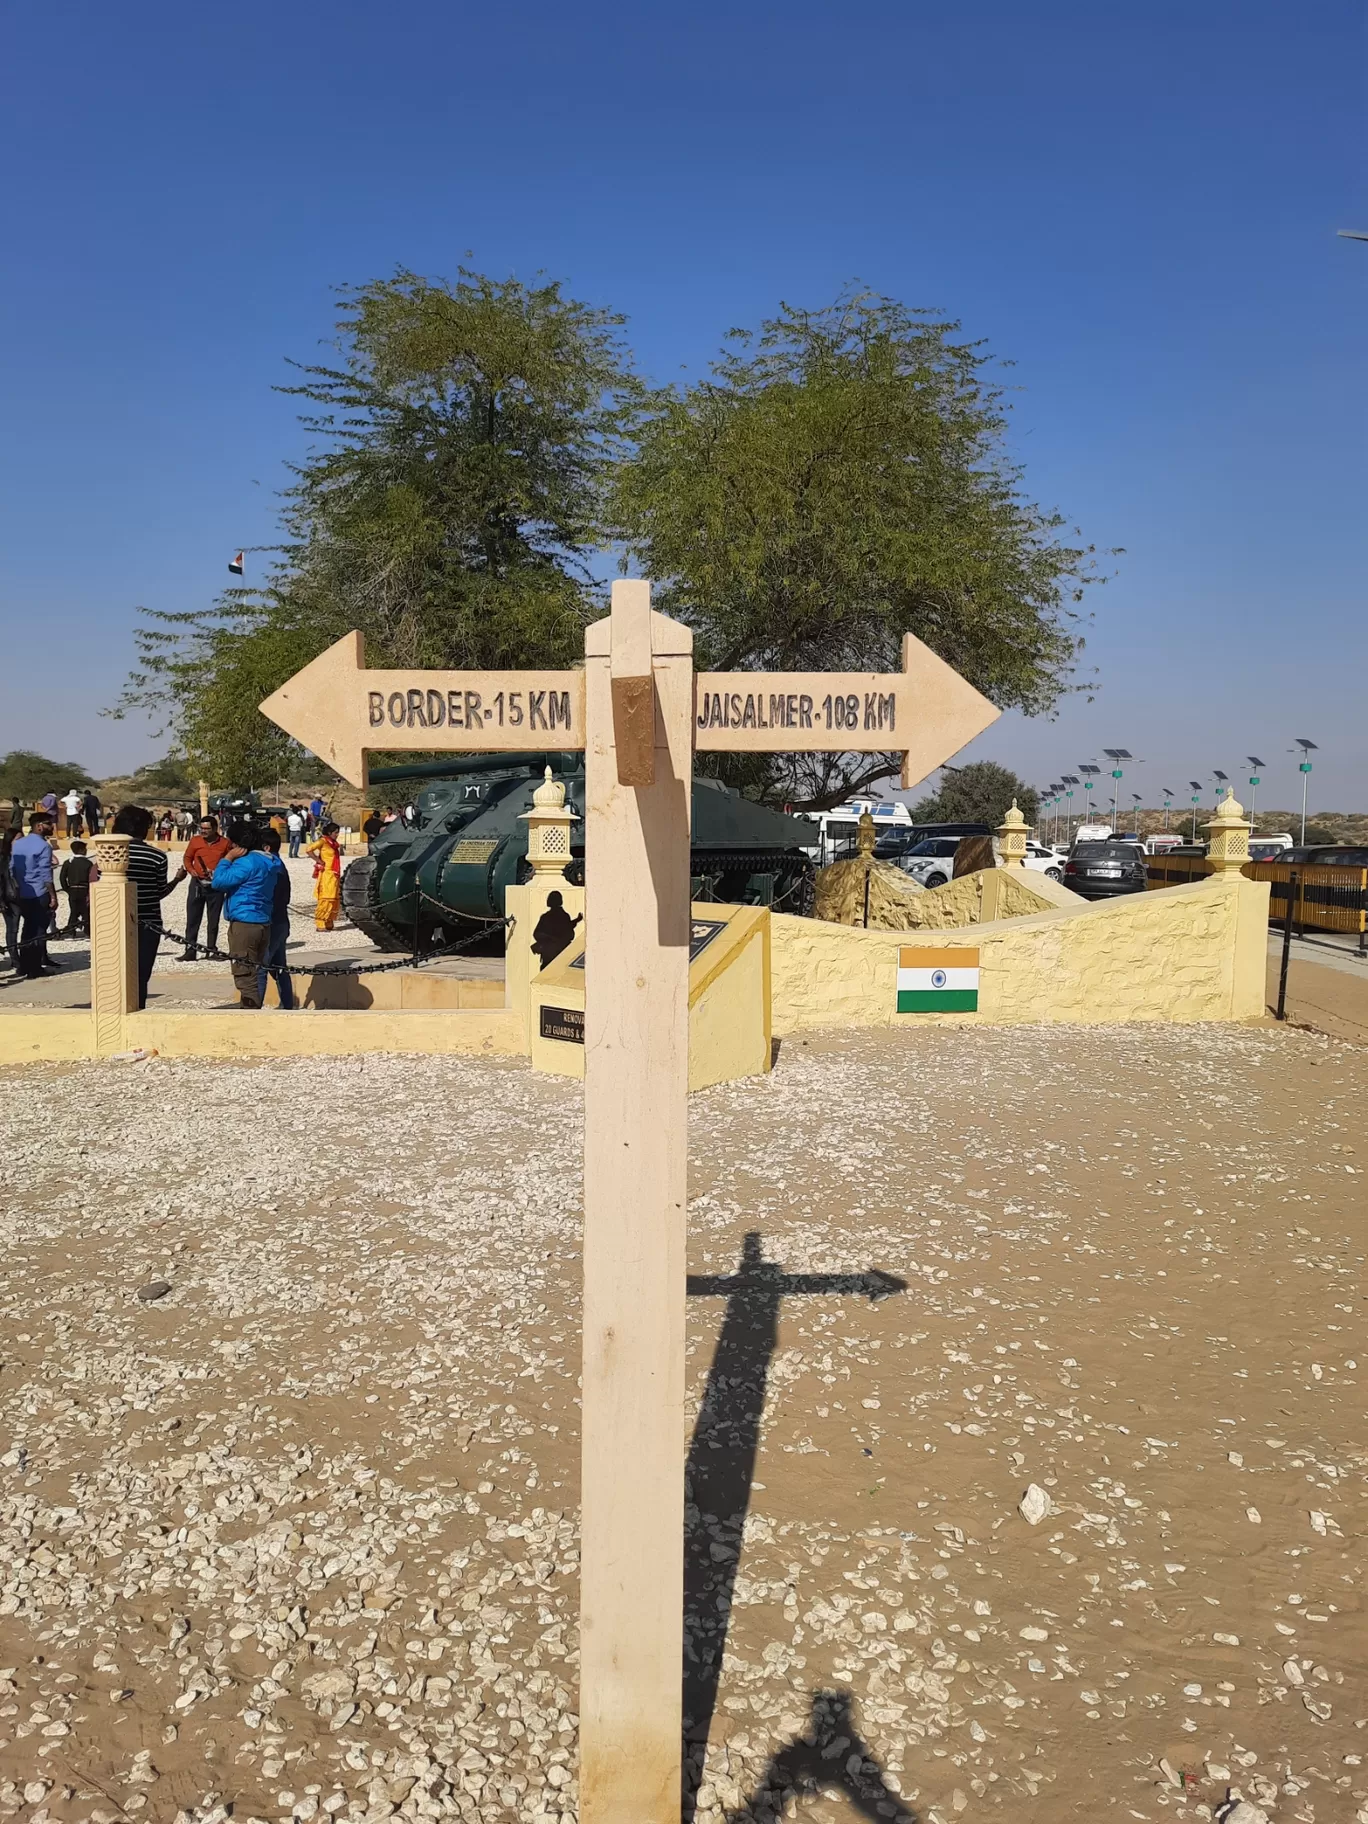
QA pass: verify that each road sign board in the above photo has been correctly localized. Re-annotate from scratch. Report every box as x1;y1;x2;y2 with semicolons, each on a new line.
261;628;999;793
259;582;1003;1824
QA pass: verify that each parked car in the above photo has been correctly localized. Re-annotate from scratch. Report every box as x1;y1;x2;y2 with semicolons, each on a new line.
873;822;989;862
1063;840;1149;899
1022;839;1065;881
1275;846;1368;868
894;835;964;888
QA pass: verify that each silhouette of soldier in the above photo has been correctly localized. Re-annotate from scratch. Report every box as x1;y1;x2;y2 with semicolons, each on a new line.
531;889;581;970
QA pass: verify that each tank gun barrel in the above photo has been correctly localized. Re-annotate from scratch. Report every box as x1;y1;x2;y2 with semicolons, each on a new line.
366;752;578;785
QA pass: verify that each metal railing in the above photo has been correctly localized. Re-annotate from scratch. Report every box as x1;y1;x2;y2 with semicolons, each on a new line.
1144;854;1368;942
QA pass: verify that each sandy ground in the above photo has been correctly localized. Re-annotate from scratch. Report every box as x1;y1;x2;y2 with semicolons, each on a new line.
0;1024;1365;1824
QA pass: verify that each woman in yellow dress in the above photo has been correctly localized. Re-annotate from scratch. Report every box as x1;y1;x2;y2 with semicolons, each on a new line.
305;821;342;931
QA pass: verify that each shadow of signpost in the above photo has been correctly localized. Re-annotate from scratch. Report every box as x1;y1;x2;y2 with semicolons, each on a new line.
683;1233;907;1819
721;1689;918;1823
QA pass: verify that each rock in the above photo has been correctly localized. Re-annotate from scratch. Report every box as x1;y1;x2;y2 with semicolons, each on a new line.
1282;1658;1304;1686
23;1783;50;1805
137;1280;172;1303
1157;1758;1182;1788
302;1669;357;1703
1217;1804;1268;1824
1018;1484;1051;1525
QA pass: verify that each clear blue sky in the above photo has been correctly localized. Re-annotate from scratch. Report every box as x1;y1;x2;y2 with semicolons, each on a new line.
1;0;1362;811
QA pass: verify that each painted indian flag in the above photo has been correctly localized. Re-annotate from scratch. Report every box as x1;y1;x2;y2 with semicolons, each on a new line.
897;945;980;1013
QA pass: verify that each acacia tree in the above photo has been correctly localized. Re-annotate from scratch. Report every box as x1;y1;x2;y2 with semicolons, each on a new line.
612;290;1107;808
912;761;1040;830
112;268;638;782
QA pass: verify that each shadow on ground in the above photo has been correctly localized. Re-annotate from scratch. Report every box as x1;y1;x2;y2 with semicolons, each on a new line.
684;1233;908;1820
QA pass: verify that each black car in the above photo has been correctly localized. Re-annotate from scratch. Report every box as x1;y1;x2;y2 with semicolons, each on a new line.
873;822;990;862
1276;846;1368;868
1064;840;1148;899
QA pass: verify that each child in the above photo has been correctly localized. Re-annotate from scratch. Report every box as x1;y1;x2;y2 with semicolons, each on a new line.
59;839;94;937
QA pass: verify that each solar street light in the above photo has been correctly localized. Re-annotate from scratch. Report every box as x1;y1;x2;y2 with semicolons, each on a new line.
1291;738;1318;842
1245;757;1266;828
1102;748;1135;831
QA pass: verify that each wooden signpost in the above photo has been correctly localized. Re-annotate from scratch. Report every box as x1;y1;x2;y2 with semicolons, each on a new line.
261;581;999;1824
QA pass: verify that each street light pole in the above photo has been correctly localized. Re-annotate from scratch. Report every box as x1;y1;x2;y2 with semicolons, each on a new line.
1188;782;1203;843
1245;757;1265;833
1292;739;1318;843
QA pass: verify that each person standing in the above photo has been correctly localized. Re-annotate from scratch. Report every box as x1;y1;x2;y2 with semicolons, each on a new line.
286;804;304;858
11;811;58;976
211;827;278;1009
40;790;58;819
361;806;382;849
308;793;325;834
112;805;176;1009
179;814;232;961
254;828;296;1010
1;825;22;972
304;821;342;930
59;840;94;936
61;786;84;838
82;788;102;836
7;797;23;833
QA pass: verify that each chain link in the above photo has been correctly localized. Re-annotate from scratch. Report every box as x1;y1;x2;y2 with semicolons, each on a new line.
137;908;512;978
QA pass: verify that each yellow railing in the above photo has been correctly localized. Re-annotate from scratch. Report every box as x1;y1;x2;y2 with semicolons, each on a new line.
1146;856;1368;936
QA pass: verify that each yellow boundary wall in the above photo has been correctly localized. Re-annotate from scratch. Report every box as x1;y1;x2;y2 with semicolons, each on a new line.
0;873;1269;1065
771;873;1270;1031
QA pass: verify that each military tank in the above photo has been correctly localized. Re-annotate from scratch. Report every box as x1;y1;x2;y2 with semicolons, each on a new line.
342;754;817;952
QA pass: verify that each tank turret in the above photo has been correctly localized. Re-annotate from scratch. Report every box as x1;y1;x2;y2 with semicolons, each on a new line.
341;755;817;952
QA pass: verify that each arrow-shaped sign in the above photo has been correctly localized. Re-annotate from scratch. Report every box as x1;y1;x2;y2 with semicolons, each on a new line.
260;629;999;791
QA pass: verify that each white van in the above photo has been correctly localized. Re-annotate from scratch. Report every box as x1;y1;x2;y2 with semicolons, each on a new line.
795;799;914;861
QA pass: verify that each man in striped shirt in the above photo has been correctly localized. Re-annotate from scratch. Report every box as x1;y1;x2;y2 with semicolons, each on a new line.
111;805;178;1009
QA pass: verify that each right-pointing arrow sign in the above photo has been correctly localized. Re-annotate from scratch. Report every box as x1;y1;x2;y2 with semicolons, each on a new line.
695;633;1000;787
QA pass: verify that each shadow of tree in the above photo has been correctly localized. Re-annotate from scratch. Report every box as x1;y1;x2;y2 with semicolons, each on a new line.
684;1232;907;1818
720;1690;918;1823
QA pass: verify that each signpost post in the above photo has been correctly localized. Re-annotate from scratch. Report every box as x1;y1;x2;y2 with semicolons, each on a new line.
262;580;999;1824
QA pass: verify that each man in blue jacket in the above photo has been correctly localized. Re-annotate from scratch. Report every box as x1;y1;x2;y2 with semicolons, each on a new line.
10;810;58;977
212;826;283;1008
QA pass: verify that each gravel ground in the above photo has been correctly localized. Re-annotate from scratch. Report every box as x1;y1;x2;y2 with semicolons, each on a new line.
0;1023;1364;1824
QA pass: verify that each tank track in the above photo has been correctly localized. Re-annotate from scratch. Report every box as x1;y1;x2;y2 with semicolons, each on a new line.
347;846;815;952
689;847;816;918
340;856;412;953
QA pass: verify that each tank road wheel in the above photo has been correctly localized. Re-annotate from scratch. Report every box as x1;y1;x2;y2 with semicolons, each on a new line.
340;856;411;953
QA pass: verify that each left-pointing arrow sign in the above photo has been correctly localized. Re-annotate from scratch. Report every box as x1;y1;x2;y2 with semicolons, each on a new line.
258;633;586;787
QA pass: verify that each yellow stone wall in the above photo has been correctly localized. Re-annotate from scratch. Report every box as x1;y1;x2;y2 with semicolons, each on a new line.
772;873;1269;1032
126;1007;525;1059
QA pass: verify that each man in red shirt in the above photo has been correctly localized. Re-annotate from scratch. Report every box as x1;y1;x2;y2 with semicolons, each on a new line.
178;814;233;961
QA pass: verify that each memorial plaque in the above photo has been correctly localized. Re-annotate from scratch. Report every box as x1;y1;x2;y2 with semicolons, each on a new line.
539;1004;585;1044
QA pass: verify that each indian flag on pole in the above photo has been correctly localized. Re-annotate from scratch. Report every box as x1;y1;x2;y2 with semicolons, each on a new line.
897;945;980;1013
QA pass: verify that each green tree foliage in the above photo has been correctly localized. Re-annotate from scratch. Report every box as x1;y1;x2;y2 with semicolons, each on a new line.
0;750;97;803
912;761;1040;830
123;752;198;796
111;268;638;783
612;290;1106;808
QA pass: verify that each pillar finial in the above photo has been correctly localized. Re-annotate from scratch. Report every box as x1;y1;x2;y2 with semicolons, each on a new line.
996;799;1028;868
1204;788;1250;874
521;768;578;876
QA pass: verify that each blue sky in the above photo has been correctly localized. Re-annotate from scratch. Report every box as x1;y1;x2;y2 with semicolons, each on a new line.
1;0;1363;811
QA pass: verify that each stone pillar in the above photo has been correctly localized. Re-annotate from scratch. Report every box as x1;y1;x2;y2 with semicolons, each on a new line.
997;800;1028;868
198;780;209;818
507;769;583;1046
88;835;137;1054
856;810;876;926
1204;789;1251;874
